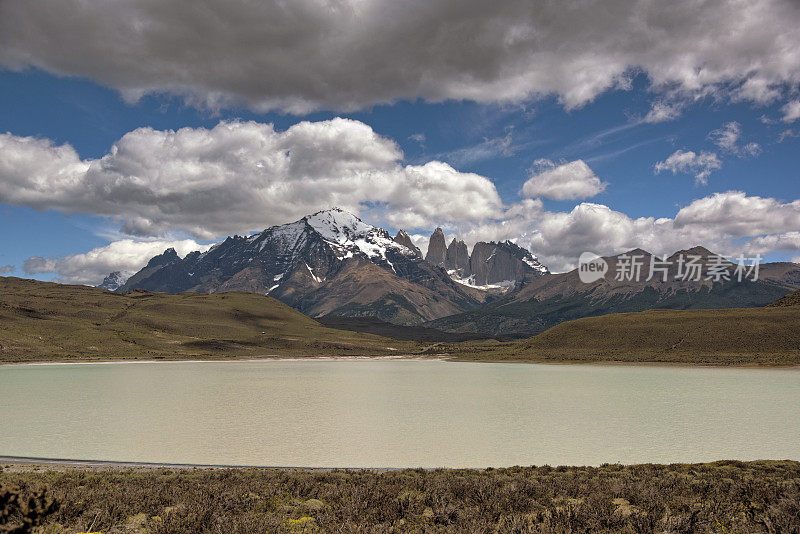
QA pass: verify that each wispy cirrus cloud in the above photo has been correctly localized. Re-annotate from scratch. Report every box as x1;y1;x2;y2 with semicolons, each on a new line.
643;100;684;123
709;122;761;156
782;101;800;122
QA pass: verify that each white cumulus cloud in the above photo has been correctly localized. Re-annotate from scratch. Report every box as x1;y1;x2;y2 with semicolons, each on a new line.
521;159;607;201
23;239;210;285
673;191;800;236
0;119;503;239
654;150;722;185
450;191;800;272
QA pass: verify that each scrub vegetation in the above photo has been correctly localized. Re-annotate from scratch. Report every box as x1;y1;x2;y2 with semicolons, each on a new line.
1;461;799;533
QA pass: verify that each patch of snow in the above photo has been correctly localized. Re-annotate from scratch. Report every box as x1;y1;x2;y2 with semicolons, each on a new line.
450;275;516;291
96;271;131;291
523;255;549;274
244;209;414;276
268;284;279;292
306;208;374;244
304;262;324;283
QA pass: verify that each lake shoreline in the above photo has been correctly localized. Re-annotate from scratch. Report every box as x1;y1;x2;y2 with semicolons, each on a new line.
3;353;800;369
0;455;392;471
2;455;800;472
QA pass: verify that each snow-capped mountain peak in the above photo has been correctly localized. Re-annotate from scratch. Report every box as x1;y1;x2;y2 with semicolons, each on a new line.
304;208;373;245
302;208;415;262
97;270;130;291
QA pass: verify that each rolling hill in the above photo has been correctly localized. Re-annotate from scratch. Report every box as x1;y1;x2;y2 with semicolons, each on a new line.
768;288;800;307
3;276;799;367
447;301;800;366
0;277;416;363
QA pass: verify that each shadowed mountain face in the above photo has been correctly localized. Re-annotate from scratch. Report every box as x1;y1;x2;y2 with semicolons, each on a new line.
118;209;483;325
466;240;548;286
427;247;800;338
445;239;470;274
425;227;447;266
97;271;127;291
394;230;422;258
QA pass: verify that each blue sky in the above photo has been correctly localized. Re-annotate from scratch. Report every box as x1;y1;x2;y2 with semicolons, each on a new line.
1;0;799;280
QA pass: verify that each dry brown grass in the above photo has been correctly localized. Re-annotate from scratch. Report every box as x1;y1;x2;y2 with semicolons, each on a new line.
2;461;799;533
446;306;800;366
0;277;416;363
769;288;800;307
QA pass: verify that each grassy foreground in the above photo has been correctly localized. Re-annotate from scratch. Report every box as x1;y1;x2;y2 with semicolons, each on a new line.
1;461;799;533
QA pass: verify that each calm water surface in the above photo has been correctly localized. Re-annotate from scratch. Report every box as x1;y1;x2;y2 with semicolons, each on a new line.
1;359;798;467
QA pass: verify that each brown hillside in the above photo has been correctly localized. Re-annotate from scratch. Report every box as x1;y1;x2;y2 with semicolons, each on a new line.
768;289;800;307
508;307;800;366
0;277;414;363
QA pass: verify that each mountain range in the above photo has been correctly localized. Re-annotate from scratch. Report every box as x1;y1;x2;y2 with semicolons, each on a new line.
427;246;800;337
110;209;800;337
115;209;547;325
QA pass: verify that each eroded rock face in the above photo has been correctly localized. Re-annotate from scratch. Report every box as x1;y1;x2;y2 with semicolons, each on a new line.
425;227;447;266
394;230;422;258
469;241;548;286
445;239;470;275
421;231;549;290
